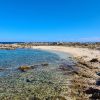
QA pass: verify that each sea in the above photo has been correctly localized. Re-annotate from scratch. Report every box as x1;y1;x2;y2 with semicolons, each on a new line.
0;48;76;99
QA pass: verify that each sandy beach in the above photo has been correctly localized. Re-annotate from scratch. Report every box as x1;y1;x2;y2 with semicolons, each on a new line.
32;46;100;61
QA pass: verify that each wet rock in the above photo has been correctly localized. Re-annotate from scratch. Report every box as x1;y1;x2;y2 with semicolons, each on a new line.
46;96;66;100
59;63;73;71
26;79;32;83
91;93;100;99
90;58;98;63
96;79;100;86
77;59;98;69
18;66;31;72
72;70;79;74
41;63;49;66
97;72;100;76
0;68;6;71
85;87;100;99
59;66;68;71
85;87;99;94
30;65;39;69
59;63;78;74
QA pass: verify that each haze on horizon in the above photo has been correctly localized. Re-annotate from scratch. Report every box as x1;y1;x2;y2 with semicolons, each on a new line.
0;0;100;42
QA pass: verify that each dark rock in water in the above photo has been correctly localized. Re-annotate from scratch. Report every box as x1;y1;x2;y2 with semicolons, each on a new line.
96;72;100;76
30;65;39;69
18;66;31;72
46;96;66;100
85;87;100;99
96;79;100;86
26;79;32;83
59;64;73;71
90;58;98;63
0;68;6;71
59;62;78;73
41;63;49;66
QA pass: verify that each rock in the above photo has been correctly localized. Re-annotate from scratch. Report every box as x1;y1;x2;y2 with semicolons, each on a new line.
85;87;100;99
26;79;32;82
72;70;79;74
18;66;31;72
59;63;72;71
41;63;49;66
59;63;78;73
30;65;40;69
96;79;100;86
85;87;99;94
91;93;100;99
77;59;98;69
97;72;100;76
0;68;6;71
90;58;98;63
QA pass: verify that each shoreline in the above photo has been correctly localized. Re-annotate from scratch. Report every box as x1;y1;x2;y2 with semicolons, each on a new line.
32;46;100;99
0;46;100;99
32;46;100;61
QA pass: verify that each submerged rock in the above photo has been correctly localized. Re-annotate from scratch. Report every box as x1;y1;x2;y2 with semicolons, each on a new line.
18;66;31;72
0;68;7;71
26;79;32;83
30;64;40;69
58;62;78;73
41;63;49;66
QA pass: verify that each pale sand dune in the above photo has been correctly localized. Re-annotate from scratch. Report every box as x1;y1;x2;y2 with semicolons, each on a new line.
32;46;100;61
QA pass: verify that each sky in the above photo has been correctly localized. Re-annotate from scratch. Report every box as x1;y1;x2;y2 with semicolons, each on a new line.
0;0;100;42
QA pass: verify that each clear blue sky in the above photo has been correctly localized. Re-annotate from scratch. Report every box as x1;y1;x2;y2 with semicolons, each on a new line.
0;0;100;42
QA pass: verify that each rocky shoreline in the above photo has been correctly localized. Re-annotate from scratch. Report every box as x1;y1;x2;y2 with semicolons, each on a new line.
0;42;100;50
0;44;100;100
70;57;100;99
16;52;100;100
31;46;100;100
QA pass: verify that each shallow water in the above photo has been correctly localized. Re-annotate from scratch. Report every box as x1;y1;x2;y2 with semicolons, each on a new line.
0;48;61;68
0;49;75;100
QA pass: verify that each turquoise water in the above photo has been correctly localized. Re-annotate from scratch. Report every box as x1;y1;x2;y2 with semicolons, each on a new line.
0;49;76;99
0;49;62;76
0;49;60;69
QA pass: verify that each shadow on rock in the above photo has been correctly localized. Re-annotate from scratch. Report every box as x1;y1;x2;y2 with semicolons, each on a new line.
85;87;100;99
90;58;99;63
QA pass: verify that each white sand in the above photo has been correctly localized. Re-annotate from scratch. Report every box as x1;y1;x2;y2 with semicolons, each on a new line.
32;46;100;61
